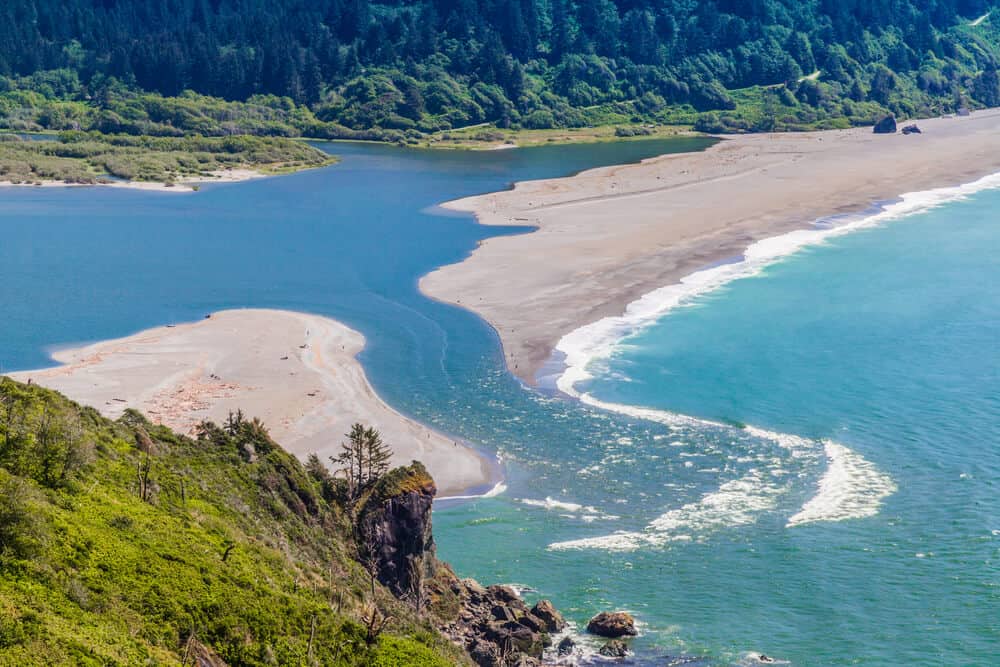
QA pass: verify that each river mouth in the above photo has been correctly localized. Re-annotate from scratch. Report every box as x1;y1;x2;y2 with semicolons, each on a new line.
2;137;998;665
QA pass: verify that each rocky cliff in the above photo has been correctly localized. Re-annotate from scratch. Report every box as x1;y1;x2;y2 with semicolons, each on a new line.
356;461;568;666
357;462;438;599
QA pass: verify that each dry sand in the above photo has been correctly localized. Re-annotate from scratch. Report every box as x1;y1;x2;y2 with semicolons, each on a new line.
10;309;493;496
0;168;264;193
421;109;1000;384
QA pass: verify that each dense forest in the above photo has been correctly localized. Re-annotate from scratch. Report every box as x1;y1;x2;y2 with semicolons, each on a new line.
1;0;1000;139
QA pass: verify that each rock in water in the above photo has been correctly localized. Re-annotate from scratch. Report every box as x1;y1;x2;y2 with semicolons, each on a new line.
902;124;922;135
557;636;576;656
531;599;567;632
587;611;638;638
598;639;630;657
873;115;897;134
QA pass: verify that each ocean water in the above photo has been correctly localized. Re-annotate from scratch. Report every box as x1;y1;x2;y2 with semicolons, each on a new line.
1;139;997;665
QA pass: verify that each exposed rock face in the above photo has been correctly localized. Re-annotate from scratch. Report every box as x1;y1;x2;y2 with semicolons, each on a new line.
587;611;637;638
355;463;567;666
530;599;566;632
187;638;229;667
556;636;576;656
356;462;437;598
599;639;630;658
873;115;897;134
440;579;560;666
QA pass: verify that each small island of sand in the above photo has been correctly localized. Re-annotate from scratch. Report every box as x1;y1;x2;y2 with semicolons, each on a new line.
9;309;493;497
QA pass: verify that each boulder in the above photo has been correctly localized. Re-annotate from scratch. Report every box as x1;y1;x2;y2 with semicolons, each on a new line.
463;578;488;600
598;640;630;658
491;604;515;622
530;600;566;632
901;124;922;135
468;638;501;667
487;585;526;609
556;636;576;656
873;115;897;134
587;611;637;638
516;612;545;633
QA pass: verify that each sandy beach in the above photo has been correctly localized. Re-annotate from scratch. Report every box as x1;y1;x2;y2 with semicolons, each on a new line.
0;168;264;193
9;309;492;496
421;109;1000;384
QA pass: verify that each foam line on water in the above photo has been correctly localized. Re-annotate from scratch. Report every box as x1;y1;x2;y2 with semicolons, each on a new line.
522;497;591;512
437;480;508;501
543;173;1000;550
546;398;894;551
554;170;1000;398
786;441;896;527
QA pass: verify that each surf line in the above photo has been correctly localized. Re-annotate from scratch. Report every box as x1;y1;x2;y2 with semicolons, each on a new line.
546;395;895;552
532;173;1000;550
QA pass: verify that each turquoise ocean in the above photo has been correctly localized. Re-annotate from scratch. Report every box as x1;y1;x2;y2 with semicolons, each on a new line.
1;140;997;665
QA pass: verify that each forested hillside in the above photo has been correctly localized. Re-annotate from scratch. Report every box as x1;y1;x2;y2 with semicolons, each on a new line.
0;378;470;665
1;0;1000;139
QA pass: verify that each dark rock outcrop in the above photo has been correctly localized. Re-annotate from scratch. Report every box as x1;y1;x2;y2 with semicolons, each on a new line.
356;462;437;598
356;462;566;666
556;635;576;656
873;115;897;134
531;599;566;632
599;639;630;658
442;580;557;666
587;611;637;638
901;124;922;135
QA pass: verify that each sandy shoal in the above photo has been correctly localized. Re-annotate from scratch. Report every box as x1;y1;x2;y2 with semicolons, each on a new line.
0;168;264;193
420;110;1000;384
9;309;492;496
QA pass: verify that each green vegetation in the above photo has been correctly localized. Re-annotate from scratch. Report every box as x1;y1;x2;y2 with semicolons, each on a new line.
1;1;1000;148
0;132;334;187
0;378;467;666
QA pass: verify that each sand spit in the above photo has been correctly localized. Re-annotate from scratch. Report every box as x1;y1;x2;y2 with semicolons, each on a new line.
421;109;1000;383
10;309;493;496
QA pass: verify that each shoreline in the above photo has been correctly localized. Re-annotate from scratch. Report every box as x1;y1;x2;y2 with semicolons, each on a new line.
554;171;1000;397
8;309;497;497
419;108;1000;385
0;168;267;193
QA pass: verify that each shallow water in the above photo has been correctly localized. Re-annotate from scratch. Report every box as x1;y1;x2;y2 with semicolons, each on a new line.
1;138;997;665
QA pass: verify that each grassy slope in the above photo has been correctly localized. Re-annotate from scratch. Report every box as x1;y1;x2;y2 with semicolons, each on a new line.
0;133;335;186
0;378;468;666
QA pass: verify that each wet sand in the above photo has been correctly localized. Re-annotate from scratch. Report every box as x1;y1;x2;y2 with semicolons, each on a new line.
420;110;1000;383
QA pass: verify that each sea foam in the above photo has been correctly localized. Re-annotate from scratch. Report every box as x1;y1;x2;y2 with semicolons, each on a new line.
554;170;1000;398
785;441;896;527
541;171;1000;549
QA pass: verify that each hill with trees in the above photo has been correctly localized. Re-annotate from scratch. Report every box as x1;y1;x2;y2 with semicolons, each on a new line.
2;1;1000;142
0;377;559;666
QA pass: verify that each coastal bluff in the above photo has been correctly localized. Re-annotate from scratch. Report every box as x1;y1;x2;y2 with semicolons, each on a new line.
338;460;573;665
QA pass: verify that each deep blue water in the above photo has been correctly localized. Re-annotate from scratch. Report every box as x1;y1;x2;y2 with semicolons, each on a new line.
1;139;997;665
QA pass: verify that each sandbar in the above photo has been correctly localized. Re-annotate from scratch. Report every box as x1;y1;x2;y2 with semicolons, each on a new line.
9;309;493;496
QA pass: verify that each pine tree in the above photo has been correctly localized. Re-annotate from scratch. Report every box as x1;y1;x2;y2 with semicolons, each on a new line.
331;423;393;507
